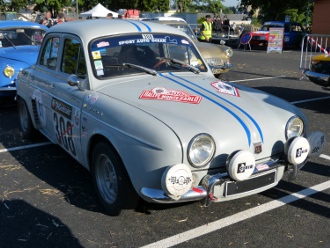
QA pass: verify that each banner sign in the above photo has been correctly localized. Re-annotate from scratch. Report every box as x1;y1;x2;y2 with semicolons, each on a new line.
267;28;284;54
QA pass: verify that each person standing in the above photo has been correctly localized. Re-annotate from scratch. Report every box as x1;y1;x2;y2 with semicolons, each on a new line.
44;11;53;28
200;15;213;42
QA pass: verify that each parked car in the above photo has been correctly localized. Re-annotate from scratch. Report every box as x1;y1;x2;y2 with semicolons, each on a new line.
250;21;306;48
304;54;330;87
144;17;233;77
0;20;47;99
17;19;325;216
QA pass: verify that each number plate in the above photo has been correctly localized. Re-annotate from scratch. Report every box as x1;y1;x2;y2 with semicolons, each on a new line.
225;170;276;196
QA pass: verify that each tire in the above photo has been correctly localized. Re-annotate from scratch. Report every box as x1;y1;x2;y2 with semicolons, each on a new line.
91;142;139;216
18;98;36;140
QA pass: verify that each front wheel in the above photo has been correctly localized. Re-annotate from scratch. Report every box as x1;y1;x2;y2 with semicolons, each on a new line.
91;142;139;216
18;98;36;140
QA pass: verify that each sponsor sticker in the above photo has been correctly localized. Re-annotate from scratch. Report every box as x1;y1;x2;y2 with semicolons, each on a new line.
92;51;101;60
211;80;240;97
139;87;202;104
94;60;103;70
97;41;110;48
254;142;262;154
296;147;308;158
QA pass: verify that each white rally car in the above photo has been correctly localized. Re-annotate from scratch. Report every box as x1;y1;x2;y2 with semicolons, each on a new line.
16;19;326;216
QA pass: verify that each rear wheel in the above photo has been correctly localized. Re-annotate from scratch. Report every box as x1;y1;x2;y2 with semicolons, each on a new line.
18;98;36;139
91;142;139;216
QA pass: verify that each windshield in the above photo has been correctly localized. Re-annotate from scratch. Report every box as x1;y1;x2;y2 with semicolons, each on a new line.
260;24;283;31
90;33;207;79
167;24;196;40
0;28;46;47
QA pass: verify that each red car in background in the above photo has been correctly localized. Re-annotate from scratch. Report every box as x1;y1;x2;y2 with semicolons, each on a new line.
250;21;306;48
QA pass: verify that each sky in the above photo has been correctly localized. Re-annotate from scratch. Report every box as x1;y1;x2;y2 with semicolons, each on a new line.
223;0;240;7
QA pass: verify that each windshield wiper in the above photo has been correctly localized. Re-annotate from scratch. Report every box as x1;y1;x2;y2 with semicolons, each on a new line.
107;63;157;76
21;31;41;46
156;57;200;74
3;34;16;49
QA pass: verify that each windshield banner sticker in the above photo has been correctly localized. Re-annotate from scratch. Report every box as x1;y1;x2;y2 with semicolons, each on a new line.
211;81;240;97
119;35;178;46
139;87;202;104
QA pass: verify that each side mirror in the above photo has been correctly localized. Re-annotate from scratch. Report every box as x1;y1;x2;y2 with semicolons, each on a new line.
67;74;85;91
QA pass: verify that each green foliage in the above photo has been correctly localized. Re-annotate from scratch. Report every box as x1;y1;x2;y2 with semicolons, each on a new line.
34;0;71;17
240;0;313;26
190;0;235;14
138;0;170;12
8;0;28;12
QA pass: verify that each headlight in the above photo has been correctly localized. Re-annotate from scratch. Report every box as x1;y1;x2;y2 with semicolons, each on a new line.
224;47;233;58
188;133;215;167
285;116;304;140
3;65;15;78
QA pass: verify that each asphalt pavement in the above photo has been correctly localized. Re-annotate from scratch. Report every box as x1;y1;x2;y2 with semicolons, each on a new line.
0;48;329;248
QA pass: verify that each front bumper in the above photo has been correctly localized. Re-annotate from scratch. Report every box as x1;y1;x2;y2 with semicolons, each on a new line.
0;86;16;97
210;61;233;75
140;159;293;205
304;69;330;87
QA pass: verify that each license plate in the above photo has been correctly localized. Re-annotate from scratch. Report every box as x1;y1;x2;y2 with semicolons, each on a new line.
224;170;276;196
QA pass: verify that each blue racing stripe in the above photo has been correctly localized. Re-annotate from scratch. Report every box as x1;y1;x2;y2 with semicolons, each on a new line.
169;72;264;143
136;21;152;32
159;73;252;146
123;20;142;32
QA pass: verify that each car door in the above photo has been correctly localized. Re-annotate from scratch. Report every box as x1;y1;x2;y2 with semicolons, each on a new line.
33;34;87;163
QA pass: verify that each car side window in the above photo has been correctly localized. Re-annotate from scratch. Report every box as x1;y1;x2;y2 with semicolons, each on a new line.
40;37;60;70
284;24;290;32
61;38;86;79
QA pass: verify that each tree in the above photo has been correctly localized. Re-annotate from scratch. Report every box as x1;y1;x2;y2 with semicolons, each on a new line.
240;0;312;25
138;0;170;12
8;0;28;12
34;0;71;17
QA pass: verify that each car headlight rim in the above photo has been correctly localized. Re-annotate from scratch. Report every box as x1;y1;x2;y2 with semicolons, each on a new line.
3;65;15;78
285;116;304;140
225;48;233;58
188;133;216;168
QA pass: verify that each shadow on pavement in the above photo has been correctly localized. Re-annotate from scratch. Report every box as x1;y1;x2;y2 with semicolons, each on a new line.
0;199;83;247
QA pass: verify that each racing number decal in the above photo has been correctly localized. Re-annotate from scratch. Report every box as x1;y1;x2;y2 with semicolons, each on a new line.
53;113;76;156
51;98;77;157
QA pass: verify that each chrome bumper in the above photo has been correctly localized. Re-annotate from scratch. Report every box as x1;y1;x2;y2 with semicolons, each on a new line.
211;62;233;75
304;70;330;85
0;86;16;92
140;160;298;205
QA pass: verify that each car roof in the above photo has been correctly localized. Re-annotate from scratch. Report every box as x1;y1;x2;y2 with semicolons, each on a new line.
147;20;189;26
141;17;187;22
263;21;302;26
0;20;47;30
49;19;189;41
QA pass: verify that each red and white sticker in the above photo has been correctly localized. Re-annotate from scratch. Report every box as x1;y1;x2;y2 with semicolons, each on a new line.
97;41;110;48
139;87;202;104
211;80;240;97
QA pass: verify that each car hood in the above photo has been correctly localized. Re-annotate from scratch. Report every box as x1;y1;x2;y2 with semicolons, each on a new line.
195;42;227;59
96;72;302;160
312;54;330;62
0;46;40;65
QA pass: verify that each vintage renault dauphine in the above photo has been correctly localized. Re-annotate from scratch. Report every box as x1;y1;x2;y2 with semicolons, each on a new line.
16;19;326;216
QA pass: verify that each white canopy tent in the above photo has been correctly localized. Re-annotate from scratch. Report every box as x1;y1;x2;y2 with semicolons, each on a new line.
80;3;118;18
